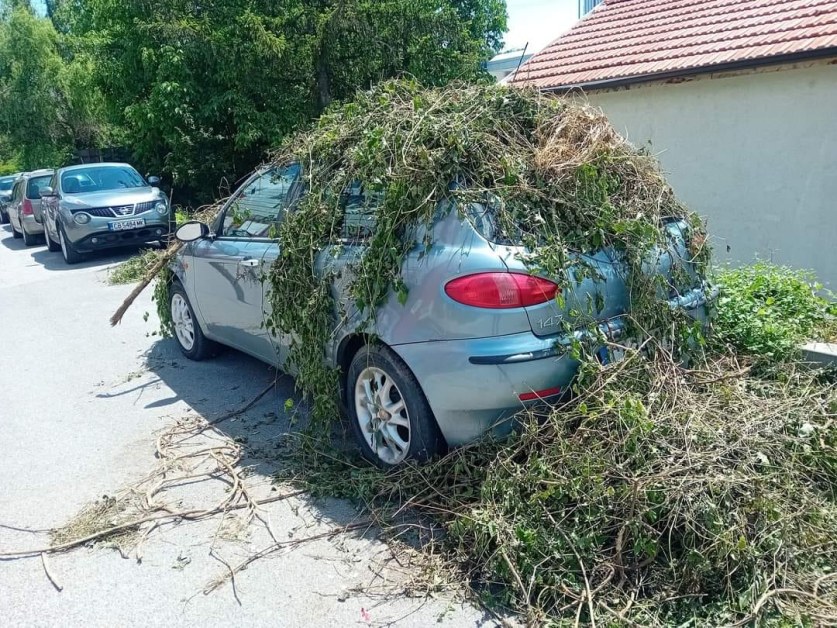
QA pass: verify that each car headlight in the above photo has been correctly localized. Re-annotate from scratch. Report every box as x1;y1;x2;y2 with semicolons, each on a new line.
155;201;169;216
73;213;91;225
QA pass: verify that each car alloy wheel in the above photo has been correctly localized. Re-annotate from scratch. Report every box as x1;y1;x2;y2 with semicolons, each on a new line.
171;292;195;352
354;366;412;465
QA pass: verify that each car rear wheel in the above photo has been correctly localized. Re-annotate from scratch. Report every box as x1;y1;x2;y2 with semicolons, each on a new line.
11;220;21;239
347;344;444;467
170;283;216;361
44;226;59;252
21;224;36;246
59;225;83;264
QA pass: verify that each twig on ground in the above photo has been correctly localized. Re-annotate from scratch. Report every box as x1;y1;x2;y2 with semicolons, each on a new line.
40;552;62;592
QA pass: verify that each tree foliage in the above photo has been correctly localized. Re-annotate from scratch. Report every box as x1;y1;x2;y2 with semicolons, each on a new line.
0;2;109;170
38;0;506;201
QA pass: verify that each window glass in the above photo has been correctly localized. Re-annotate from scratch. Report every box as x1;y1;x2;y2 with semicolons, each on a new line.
341;181;382;241
26;175;52;200
0;177;14;192
12;181;23;201
221;164;302;238
61;165;145;194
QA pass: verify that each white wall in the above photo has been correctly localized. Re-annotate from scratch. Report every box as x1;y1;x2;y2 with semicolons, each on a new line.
584;62;837;287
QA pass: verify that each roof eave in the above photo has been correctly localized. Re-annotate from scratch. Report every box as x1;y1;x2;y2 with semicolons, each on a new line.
536;47;837;94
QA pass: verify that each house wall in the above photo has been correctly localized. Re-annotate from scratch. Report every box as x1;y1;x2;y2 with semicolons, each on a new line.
583;61;837;287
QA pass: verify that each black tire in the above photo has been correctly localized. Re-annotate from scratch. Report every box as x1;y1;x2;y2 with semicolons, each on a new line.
169;282;216;361
58;224;83;264
21;224;36;246
11;221;22;238
347;344;444;467
44;226;60;252
0;209;8;224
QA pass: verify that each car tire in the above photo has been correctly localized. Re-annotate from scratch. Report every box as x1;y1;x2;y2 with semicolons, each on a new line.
347;344;444;467
44;227;60;252
0;209;8;224
21;224;36;246
170;282;216;361
11;220;22;238
58;225;83;264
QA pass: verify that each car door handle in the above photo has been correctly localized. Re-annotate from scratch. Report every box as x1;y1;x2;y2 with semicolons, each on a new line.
239;258;260;268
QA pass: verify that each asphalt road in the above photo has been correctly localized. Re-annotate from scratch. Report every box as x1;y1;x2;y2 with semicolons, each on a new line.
0;224;490;627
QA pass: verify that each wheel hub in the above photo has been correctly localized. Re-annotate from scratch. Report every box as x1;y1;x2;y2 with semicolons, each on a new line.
354;366;411;465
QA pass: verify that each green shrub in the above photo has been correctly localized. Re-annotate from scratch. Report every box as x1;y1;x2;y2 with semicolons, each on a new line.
714;262;836;360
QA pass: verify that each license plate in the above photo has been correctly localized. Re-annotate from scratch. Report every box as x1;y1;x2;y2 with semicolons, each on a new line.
108;218;145;231
598;338;641;365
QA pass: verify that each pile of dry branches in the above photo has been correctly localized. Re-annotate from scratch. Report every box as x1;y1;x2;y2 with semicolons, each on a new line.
295;346;837;625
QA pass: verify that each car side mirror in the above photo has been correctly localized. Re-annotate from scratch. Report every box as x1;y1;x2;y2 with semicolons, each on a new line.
39;187;55;198
147;176;161;186
175;221;210;243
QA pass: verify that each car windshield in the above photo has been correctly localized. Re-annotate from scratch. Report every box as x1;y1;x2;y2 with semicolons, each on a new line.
26;175;52;200
61;166;146;194
0;178;14;192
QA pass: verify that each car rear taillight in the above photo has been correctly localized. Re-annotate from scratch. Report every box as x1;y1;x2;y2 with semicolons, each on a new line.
444;273;560;309
21;199;33;216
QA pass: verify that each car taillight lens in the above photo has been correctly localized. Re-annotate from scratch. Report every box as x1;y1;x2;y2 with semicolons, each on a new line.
445;273;560;309
22;199;33;216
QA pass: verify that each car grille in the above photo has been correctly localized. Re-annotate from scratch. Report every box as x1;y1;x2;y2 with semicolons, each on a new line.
71;201;157;218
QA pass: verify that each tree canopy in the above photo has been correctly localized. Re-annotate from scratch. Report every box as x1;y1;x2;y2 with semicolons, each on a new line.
0;0;507;197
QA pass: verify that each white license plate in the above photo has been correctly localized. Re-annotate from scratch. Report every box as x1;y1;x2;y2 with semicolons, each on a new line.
598;338;641;365
108;218;145;231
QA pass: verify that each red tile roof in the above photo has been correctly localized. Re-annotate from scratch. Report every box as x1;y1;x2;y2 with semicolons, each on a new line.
509;0;837;90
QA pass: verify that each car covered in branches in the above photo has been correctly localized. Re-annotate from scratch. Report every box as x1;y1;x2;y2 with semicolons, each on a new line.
40;163;171;264
167;163;715;467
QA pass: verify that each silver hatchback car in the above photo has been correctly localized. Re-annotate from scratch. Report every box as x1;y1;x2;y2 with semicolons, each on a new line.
40;163;171;264
8;170;53;246
168;165;715;467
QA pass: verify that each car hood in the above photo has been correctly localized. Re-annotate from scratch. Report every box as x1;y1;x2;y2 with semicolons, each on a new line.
61;187;164;209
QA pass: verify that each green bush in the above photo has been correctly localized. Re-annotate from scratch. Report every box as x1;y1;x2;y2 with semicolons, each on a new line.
714;262;836;361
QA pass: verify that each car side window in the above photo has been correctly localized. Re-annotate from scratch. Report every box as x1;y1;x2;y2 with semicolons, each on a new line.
221;164;302;238
12;181;23;202
340;181;382;241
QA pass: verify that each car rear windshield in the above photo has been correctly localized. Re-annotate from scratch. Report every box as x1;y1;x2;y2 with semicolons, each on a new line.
26;175;52;200
0;178;14;192
61;166;145;194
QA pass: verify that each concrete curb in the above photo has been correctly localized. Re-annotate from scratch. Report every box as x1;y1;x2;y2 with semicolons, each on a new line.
802;342;837;366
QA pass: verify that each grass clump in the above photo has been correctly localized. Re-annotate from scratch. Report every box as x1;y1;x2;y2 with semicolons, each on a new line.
714;262;837;361
108;248;165;285
287;350;837;625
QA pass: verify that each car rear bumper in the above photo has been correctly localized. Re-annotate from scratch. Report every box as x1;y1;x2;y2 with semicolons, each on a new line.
21;215;44;234
393;332;581;447
393;283;718;447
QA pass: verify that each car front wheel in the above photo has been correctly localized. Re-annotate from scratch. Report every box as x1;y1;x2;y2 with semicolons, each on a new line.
44;225;59;252
170;283;216;360
347;344;444;467
59;226;83;264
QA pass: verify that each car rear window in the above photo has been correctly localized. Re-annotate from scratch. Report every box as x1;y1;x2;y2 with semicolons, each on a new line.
0;178;14;192
26;176;52;200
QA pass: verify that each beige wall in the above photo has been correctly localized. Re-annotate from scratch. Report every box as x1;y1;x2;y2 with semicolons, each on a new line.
584;62;837;287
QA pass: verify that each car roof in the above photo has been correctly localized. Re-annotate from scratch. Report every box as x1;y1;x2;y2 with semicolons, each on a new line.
60;162;134;173
19;169;55;178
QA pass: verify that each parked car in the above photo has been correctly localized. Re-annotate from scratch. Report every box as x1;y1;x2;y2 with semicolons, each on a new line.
8;170;53;246
0;173;21;224
40;163;170;264
167;165;716;467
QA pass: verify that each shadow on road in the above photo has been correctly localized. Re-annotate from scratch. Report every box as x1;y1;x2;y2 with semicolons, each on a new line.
139;337;356;480
1;224;138;271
